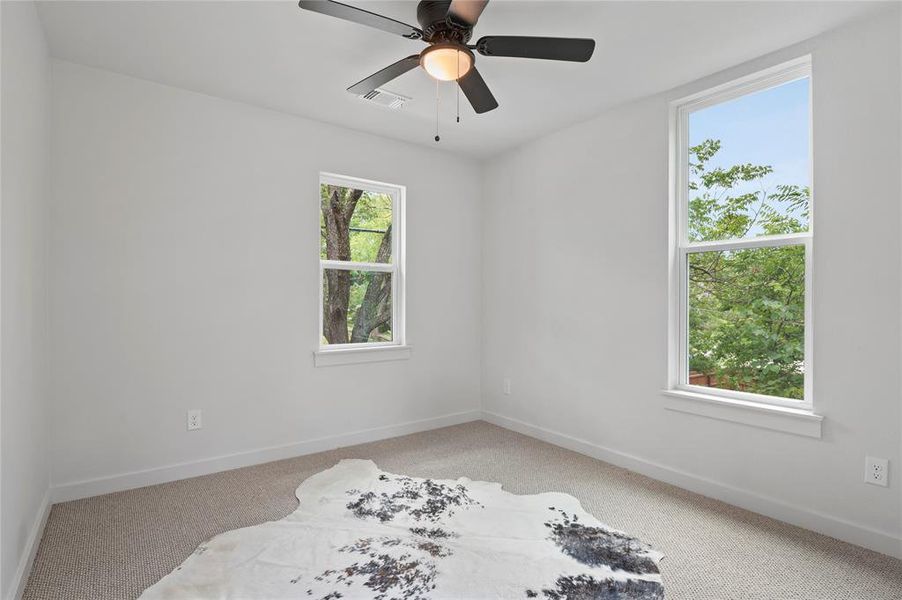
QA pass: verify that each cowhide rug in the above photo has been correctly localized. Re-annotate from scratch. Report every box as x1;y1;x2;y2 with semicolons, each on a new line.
140;459;664;599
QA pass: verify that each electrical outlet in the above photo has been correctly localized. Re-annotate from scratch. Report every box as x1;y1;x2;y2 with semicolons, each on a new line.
503;378;511;395
187;409;202;431
865;456;888;487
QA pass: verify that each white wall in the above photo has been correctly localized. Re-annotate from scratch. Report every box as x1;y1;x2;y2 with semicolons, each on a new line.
48;62;483;493
482;10;902;556
1;1;52;597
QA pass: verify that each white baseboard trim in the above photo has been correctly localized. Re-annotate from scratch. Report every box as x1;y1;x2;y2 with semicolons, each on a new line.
51;410;482;503
482;410;902;560
45;409;902;559
8;490;51;600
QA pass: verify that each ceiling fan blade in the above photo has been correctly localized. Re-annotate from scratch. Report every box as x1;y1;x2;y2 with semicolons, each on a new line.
298;1;423;40
475;36;595;62
347;55;421;95
458;67;498;114
447;0;489;27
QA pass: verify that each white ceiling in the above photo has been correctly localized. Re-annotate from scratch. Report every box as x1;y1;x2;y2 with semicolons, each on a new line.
37;1;885;158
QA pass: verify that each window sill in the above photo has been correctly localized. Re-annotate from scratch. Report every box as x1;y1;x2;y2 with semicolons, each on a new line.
661;389;823;438
314;345;411;367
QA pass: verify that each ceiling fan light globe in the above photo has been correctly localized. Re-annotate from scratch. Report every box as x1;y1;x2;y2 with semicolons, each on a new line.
420;45;473;81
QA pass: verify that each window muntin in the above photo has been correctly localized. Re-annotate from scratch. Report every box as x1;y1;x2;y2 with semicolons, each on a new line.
671;58;812;408
319;174;404;350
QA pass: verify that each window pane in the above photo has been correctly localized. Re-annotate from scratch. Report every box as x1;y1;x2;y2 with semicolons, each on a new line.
320;184;392;263
688;245;805;400
688;78;810;242
322;269;392;345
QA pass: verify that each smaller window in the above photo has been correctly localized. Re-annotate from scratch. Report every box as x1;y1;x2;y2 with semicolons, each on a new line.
669;57;813;409
319;173;405;351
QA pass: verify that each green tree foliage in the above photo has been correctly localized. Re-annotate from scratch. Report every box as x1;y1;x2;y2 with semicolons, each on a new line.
688;140;808;399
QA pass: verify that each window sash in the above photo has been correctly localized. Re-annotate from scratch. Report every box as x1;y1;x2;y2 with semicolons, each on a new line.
668;56;813;410
318;173;405;351
676;237;811;410
674;56;813;249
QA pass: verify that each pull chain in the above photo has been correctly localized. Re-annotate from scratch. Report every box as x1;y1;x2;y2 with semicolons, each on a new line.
456;50;460;124
434;79;440;142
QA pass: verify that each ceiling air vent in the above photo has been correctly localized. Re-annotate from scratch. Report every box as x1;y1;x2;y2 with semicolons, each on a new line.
358;88;410;110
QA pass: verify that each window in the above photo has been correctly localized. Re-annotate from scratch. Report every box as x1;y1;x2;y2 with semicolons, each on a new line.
669;57;812;410
317;173;406;363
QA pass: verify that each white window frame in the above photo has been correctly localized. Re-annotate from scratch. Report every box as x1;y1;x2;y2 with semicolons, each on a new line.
667;56;814;412
316;172;407;363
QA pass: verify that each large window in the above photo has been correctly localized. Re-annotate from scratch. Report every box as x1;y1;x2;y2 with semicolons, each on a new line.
319;173;405;354
669;58;812;409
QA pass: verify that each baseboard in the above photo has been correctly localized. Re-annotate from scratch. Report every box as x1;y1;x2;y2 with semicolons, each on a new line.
481;410;902;560
7;490;51;600
51;409;482;503
45;409;902;558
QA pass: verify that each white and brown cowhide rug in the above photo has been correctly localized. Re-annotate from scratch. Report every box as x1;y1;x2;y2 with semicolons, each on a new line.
140;459;664;599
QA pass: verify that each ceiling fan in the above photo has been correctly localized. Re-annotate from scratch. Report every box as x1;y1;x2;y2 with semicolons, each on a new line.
297;0;595;114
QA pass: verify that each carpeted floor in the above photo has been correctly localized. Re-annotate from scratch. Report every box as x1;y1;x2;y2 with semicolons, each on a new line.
23;421;902;600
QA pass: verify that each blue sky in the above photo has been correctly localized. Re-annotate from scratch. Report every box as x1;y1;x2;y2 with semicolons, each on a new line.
689;77;810;232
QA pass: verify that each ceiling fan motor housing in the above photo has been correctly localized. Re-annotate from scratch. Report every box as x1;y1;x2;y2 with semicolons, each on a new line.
417;0;473;44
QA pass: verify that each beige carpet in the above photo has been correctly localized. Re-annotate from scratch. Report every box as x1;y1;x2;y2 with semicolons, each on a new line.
23;421;902;600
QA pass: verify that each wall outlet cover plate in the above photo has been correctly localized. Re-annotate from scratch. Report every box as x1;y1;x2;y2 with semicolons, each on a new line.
865;456;888;487
187;409;203;431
